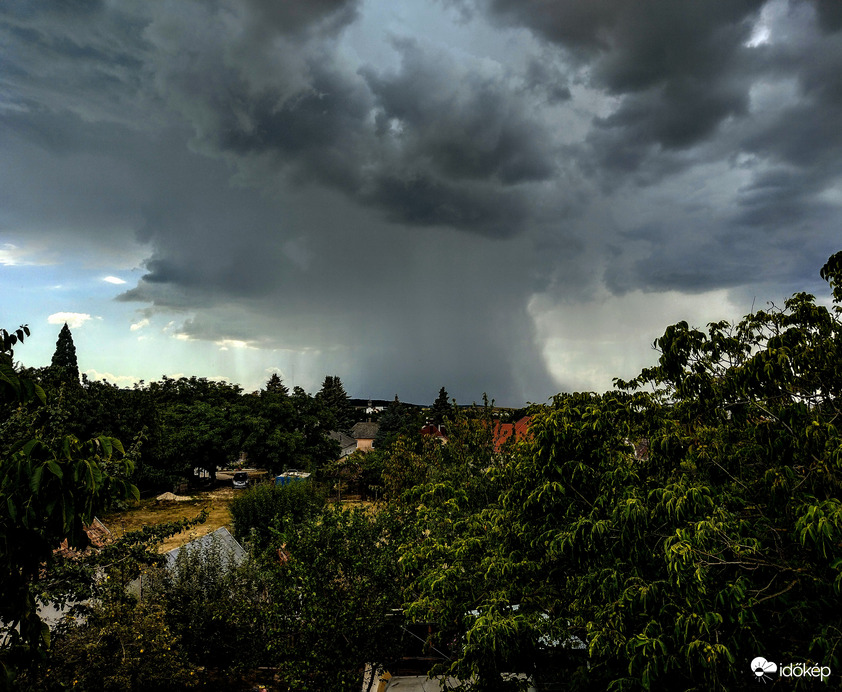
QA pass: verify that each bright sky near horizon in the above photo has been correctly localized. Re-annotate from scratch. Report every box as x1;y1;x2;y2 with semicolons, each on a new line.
2;0;841;405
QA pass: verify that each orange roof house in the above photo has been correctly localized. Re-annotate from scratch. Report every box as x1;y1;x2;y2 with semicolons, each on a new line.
491;416;532;453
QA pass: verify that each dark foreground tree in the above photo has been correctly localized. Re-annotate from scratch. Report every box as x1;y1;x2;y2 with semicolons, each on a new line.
374;396;422;450
402;252;842;691
266;505;408;691
1;327;138;687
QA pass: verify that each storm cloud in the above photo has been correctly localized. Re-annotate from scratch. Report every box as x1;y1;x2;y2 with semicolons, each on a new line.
2;0;842;403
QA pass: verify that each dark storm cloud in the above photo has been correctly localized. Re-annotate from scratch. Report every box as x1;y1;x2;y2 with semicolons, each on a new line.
159;28;558;237
362;39;556;185
234;0;360;36
811;0;842;33
363;173;528;237
483;0;764;153
465;0;842;294
522;58;572;105
734;169;828;229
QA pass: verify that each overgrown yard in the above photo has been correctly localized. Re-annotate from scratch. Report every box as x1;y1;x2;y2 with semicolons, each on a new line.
102;487;237;552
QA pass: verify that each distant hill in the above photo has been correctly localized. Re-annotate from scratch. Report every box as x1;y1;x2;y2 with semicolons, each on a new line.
349;398;423;409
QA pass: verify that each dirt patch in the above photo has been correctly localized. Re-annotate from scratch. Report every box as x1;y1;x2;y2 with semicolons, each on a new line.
102;487;238;553
155;491;192;501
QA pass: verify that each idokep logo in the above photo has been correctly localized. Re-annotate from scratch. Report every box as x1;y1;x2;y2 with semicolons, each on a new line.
751;657;777;683
751;656;832;683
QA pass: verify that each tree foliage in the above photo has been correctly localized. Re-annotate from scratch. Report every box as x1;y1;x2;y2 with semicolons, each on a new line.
399;252;842;691
229;479;326;548
430;386;453;426
266;505;408;691
144;535;269;673
0;327;139;687
264;372;289;397
316;375;354;432
374;396;422;450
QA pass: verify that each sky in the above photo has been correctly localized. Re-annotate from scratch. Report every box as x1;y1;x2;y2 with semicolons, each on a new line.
2;0;842;406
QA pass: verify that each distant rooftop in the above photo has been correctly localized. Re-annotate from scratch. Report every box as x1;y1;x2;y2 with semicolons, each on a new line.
351;421;380;439
164;526;245;570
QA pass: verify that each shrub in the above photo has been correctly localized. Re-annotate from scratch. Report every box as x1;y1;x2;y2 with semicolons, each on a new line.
144;534;270;673
36;599;196;692
229;480;325;547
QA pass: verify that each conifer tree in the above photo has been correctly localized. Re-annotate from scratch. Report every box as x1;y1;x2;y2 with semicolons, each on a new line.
264;372;289;396
430;386;453;426
50;322;80;385
316;375;354;431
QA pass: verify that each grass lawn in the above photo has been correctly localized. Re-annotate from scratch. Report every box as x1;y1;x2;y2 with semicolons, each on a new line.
102;487;238;553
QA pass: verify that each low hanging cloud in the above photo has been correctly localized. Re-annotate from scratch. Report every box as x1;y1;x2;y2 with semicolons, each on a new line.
47;312;93;328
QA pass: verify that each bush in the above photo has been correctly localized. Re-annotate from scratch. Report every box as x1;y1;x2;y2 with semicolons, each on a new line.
229;480;325;547
144;534;270;673
36;599;196;692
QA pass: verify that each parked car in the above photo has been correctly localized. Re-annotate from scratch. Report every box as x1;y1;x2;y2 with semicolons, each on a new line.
232;471;249;489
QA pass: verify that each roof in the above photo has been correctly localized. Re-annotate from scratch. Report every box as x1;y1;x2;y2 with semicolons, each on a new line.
55;517;112;559
164;526;246;570
351;421;380;439
420;423;447;439
492;416;532;452
329;430;357;449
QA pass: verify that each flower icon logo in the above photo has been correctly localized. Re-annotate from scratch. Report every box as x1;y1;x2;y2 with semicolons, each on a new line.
751;657;778;683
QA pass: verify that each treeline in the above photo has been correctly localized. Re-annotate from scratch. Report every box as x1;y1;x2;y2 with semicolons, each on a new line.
2;339;372;492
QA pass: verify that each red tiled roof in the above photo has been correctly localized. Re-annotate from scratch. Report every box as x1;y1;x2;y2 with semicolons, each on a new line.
420;423;447;439
492;416;532;452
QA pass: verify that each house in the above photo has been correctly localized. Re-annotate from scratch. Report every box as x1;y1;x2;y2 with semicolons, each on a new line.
420;422;447;443
351;421;380;452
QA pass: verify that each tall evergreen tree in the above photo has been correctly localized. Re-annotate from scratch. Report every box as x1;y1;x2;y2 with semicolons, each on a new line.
430;386;453;426
50;322;80;385
316;375;354;431
264;373;289;397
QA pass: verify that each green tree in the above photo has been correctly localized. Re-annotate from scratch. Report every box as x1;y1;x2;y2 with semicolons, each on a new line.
49;323;79;386
144;535;269;675
229;479;326;548
264;372;289;397
39;599;196;692
289;385;341;471
0;327;138;686
430;386;453;426
374;395;421;450
316;375;354;432
401;252;842;691
266;505;408;691
30;514;209;691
